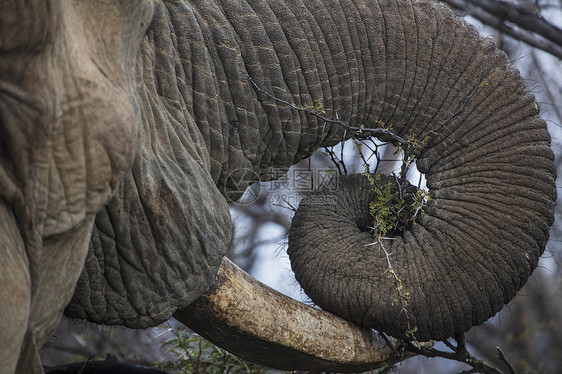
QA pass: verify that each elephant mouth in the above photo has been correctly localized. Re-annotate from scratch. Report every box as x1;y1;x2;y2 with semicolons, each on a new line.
174;257;417;372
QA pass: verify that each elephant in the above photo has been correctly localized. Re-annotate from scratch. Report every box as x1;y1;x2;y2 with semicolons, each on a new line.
0;0;555;373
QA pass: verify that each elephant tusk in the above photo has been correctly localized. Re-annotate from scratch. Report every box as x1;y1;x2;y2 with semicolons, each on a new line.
174;257;418;372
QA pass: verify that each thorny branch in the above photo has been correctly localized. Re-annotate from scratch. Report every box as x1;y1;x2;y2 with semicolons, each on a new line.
366;234;416;339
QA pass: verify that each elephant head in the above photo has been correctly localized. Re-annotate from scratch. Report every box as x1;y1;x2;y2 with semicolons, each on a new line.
1;0;555;373
1;1;153;372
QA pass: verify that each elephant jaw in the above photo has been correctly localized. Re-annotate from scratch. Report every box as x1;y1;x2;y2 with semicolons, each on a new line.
174;257;415;372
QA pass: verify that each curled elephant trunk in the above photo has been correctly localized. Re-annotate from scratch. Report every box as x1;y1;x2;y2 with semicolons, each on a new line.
287;96;556;341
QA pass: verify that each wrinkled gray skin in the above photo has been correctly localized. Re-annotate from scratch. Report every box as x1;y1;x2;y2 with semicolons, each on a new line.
0;0;555;373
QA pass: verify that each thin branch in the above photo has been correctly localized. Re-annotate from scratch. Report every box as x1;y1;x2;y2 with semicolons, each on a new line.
404;338;519;374
530;51;562;121
249;77;407;146
323;146;348;175
404;339;504;374
339;140;346;170
467;0;562;46
371;234;416;340
455;334;468;356
358;145;373;173
442;0;562;59
78;358;92;374
379;332;400;356
444;339;458;352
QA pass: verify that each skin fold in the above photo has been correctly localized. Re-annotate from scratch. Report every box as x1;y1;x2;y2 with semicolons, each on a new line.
0;0;555;373
1;1;153;372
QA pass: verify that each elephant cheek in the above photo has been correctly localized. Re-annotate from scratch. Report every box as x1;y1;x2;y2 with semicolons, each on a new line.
0;0;58;53
38;0;153;235
63;88;139;211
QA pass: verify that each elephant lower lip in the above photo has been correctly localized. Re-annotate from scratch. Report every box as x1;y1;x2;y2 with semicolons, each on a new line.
174;257;419;372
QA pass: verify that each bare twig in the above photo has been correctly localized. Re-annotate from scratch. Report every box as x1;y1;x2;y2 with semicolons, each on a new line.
357;144;373;172
444;339;458;352
455;334;468;356
497;347;518;374
404;337;510;374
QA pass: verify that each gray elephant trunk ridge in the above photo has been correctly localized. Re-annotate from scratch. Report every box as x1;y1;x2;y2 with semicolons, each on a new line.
287;2;556;341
